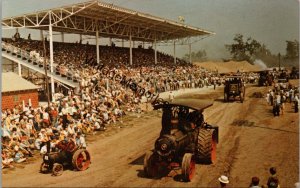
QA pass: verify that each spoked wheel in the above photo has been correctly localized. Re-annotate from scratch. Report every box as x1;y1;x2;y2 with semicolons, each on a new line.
144;151;159;178
181;153;196;182
52;163;63;176
196;129;217;164
72;149;91;171
40;162;49;173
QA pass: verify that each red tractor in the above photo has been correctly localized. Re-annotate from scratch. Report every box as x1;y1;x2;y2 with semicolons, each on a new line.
40;140;91;176
144;99;218;182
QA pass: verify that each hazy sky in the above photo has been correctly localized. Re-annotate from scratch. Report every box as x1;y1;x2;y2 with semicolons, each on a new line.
2;0;299;60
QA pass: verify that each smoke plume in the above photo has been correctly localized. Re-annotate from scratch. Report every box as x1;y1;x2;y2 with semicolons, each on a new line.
254;59;267;70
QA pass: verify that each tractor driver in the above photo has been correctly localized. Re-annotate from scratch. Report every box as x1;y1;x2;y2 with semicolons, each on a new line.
179;110;204;132
187;110;204;128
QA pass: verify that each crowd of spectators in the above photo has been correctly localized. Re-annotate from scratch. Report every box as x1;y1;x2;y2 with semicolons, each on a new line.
265;75;299;116
0;35;276;170
1;86;132;169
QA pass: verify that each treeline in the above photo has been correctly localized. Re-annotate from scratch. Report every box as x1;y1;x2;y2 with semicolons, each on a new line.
225;34;299;67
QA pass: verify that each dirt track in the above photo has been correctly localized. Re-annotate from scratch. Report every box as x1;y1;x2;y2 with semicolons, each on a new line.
3;83;299;187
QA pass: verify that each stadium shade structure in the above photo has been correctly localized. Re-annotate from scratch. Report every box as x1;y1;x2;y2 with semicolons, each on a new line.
2;0;215;99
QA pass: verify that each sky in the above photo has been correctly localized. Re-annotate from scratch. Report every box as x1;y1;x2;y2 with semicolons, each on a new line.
2;0;299;60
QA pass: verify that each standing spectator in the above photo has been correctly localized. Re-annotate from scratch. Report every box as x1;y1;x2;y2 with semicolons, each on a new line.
218;175;229;188
294;94;299;113
13;31;21;41
50;105;58;126
61;103;69;129
290;88;295;102
267;167;280;188
270;90;274;106
266;91;270;105
249;176;261;188
273;93;281;116
42;107;50;127
213;79;217;90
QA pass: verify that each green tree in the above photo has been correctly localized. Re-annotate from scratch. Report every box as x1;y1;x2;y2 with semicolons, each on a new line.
285;40;299;58
182;49;207;62
226;34;262;62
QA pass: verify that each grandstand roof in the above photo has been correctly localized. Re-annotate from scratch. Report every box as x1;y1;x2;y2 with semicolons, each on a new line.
2;72;39;93
2;0;215;42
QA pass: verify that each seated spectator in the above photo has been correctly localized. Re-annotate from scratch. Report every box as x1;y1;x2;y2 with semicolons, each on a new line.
75;132;86;149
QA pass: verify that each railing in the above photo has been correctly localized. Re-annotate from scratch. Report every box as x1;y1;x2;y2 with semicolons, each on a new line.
2;41;80;83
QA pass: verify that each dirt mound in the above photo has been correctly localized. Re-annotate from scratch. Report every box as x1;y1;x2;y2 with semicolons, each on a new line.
194;61;263;73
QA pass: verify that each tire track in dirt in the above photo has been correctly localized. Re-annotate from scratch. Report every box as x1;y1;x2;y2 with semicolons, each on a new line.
199;86;259;186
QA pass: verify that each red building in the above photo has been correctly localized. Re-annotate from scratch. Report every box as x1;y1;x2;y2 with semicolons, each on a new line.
2;72;39;110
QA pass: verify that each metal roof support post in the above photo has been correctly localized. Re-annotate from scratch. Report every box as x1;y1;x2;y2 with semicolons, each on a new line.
129;32;133;66
61;32;64;42
96;29;100;64
189;41;192;64
173;40;176;64
40;30;43;41
154;37;157;64
49;15;55;102
18;63;22;76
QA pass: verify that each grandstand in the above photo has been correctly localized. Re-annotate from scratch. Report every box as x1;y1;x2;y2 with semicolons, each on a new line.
2;0;214;100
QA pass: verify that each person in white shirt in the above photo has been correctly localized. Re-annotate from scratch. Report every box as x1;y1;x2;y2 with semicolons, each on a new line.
42;109;50;126
75;132;87;149
61;104;69;128
169;91;174;102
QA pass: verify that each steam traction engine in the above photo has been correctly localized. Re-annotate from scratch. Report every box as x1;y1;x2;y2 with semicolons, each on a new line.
40;140;91;176
224;75;246;103
144;99;218;182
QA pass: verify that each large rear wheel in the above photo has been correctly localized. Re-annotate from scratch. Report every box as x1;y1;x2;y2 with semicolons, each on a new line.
196;129;217;164
181;153;195;182
72;149;91;171
144;151;159;178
